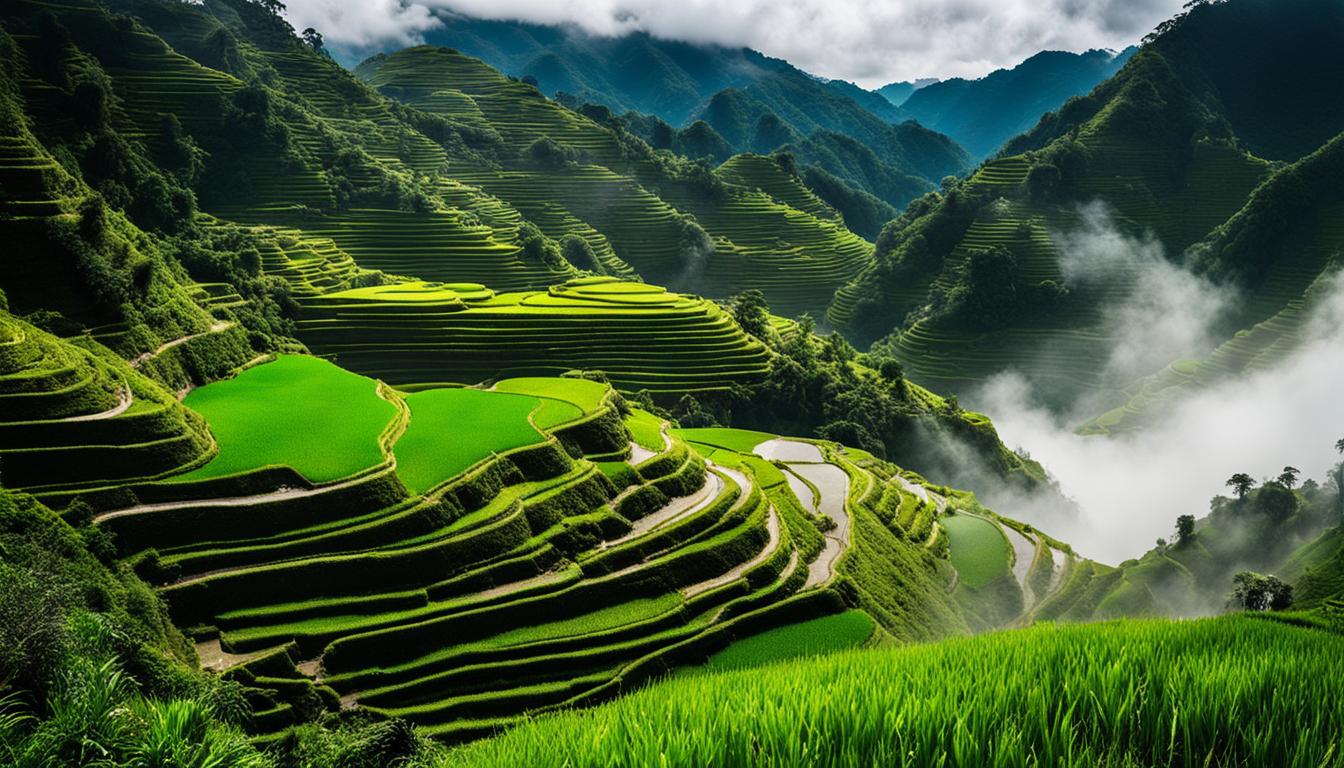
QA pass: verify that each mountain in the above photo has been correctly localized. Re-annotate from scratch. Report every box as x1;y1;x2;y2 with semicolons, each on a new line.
833;0;1344;410
901;48;1136;159
2;0;1339;764
382;12;972;209
878;78;940;107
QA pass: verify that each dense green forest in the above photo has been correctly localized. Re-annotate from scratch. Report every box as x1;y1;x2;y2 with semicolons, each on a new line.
2;0;1343;765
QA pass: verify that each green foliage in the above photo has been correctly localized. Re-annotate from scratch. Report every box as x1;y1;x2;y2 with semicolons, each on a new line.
698;609;874;671
444;616;1344;768
1230;571;1294;612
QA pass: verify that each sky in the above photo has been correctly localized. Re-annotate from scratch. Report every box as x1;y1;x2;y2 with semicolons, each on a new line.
278;0;1187;86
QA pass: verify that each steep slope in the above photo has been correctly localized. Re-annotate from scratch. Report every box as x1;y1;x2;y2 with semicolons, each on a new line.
901;48;1136;159
354;45;875;318
877;78;939;107
836;0;1344;408
1083;132;1344;433
378;13;971;208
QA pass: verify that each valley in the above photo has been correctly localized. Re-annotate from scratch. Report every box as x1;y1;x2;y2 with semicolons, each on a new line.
0;0;1342;765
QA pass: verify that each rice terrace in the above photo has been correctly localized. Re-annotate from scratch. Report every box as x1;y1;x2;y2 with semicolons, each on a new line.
1;0;1343;766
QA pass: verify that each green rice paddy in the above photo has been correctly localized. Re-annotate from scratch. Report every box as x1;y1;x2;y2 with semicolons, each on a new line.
178;356;397;484
675;428;779;455
443;616;1344;767
940;513;1011;588
624;409;665;452
699;610;875;671
494;377;608;413
394;388;546;495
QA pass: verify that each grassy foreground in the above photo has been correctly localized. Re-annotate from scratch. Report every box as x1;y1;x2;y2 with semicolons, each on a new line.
441;616;1344;768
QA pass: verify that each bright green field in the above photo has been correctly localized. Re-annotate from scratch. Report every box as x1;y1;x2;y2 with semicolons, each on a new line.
624;408;664;451
674;427;778;455
441;616;1344;768
177;356;397;483
700;610;875;671
394;388;544;495
494;377;608;412
941;513;1011;588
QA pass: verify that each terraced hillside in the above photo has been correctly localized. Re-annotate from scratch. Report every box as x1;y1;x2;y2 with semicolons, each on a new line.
14;345;1067;743
294;277;772;394
834;0;1344;409
354;46;874;318
0;311;213;498
1082;134;1344;433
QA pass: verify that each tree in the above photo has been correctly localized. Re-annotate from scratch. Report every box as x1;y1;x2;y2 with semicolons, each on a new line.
1277;466;1300;489
1230;571;1293;612
300;27;324;53
1225;473;1255;500
957;245;1019;328
559;234;602;274
1174;514;1196;545
1335;438;1344;520
1254;481;1298;522
878;359;905;384
729;290;771;341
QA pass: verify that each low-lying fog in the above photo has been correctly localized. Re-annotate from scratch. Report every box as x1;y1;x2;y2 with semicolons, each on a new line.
970;203;1344;563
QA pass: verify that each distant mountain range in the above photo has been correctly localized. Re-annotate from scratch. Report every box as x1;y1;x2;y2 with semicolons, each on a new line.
382;14;972;211
896;48;1137;159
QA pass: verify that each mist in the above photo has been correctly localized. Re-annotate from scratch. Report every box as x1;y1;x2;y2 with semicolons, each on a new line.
979;269;1344;564
1053;202;1235;390
968;205;1344;564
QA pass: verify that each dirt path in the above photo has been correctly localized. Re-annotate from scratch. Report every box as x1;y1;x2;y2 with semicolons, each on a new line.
601;468;725;549
131;321;233;368
91;472;371;525
1007;527;1037;593
196;637;278;672
752;439;852;589
470;567;575;604
681;507;780;598
65;387;132;421
781;465;817;513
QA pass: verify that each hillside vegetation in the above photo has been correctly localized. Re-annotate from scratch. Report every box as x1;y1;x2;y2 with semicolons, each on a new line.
444;616;1344;767
835;0;1344;412
387;16;972;209
900;48;1136;159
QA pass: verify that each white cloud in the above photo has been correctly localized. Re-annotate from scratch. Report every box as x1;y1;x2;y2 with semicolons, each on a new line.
1052;202;1235;386
978;269;1344;564
279;0;1187;86
281;0;439;50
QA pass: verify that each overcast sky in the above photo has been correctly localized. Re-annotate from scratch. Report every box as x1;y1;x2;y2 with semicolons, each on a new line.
280;0;1186;87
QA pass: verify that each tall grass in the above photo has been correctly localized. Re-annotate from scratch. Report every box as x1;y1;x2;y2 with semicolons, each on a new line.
440;616;1344;767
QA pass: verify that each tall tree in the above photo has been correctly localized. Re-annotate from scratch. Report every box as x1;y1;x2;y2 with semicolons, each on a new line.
1277;466;1301;489
1174;514;1196;545
1225;473;1255;500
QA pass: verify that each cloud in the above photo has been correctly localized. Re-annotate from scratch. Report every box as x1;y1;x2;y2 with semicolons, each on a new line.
281;0;440;50
1051;201;1235;387
279;0;1187;86
977;268;1344;564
